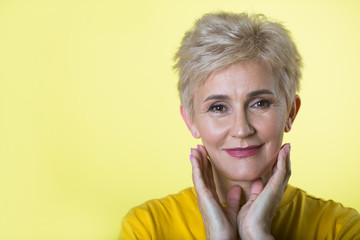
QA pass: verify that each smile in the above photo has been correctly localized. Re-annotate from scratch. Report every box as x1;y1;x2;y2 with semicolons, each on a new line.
224;145;263;158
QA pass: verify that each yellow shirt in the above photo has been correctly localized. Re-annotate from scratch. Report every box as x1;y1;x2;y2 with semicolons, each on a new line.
120;185;360;239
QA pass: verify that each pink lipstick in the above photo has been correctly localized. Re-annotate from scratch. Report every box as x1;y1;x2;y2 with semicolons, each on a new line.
225;145;263;158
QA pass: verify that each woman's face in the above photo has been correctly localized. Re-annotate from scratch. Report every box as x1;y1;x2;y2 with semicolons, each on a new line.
187;62;293;181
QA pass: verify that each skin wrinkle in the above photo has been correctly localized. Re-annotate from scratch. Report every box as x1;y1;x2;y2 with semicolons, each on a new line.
190;61;290;205
176;13;304;239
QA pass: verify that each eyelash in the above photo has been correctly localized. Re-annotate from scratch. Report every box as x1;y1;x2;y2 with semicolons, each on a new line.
207;99;272;113
208;103;229;113
251;99;271;108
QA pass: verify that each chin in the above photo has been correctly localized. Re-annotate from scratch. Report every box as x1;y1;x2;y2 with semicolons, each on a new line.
225;162;275;182
230;171;267;182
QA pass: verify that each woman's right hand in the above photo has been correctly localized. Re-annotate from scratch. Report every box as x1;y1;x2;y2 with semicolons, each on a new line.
190;145;241;240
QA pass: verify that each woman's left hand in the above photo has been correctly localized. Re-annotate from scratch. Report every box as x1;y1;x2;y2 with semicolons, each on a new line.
237;143;291;240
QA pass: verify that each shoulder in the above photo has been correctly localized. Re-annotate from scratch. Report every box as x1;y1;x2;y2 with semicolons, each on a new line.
272;185;360;240
120;187;205;239
280;185;359;220
129;187;198;219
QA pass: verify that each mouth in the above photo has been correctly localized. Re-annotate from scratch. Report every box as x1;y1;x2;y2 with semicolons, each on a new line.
224;144;263;158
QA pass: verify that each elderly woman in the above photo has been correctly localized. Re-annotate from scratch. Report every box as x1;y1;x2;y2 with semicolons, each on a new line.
120;12;360;239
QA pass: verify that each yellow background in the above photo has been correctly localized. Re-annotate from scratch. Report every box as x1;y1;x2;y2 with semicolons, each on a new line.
1;0;359;239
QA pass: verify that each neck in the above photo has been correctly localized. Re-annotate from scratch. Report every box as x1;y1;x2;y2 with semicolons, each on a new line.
212;167;272;206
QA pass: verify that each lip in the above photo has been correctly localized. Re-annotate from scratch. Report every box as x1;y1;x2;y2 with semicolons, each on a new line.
224;144;263;158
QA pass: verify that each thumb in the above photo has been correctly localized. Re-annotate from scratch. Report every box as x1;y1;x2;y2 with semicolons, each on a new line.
226;185;242;213
248;179;264;201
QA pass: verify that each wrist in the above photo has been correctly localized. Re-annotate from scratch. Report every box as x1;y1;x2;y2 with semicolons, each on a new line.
242;232;274;240
240;224;274;240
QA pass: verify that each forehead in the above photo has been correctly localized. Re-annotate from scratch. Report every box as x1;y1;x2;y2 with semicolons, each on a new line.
197;62;279;99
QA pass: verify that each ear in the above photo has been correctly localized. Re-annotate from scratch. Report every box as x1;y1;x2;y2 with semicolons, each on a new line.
285;95;301;133
180;106;200;139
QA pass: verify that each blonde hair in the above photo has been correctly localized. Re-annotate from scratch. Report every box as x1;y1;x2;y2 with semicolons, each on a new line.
173;12;303;115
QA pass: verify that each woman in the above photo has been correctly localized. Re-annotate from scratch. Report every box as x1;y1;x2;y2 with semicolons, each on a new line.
120;12;360;239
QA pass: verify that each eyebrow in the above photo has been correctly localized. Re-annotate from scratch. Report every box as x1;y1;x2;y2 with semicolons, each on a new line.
204;89;274;103
204;94;230;102
246;89;275;98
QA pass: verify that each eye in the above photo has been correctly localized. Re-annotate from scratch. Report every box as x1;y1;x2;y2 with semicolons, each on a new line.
252;99;271;108
208;104;229;113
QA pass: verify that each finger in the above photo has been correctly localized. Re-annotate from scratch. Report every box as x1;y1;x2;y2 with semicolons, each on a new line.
190;149;202;185
270;143;290;187
278;144;288;171
257;144;290;207
248;178;264;201
190;148;202;171
278;143;291;182
275;143;291;185
237;145;291;236
192;148;210;184
192;147;210;186
197;144;210;169
226;185;241;213
196;145;222;203
286;144;291;180
237;180;263;226
247;144;290;210
195;145;208;180
191;147;219;200
197;145;216;188
190;148;206;190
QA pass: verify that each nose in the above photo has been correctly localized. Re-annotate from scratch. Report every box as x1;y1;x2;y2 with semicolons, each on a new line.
230;110;255;138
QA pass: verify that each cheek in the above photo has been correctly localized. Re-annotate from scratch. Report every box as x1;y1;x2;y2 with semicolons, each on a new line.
253;112;286;143
264;120;285;138
198;117;230;146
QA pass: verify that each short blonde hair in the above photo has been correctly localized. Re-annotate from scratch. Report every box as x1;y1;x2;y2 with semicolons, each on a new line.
173;12;303;115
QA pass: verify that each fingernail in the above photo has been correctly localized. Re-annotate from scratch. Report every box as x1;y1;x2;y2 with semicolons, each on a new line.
285;143;290;154
197;144;200;150
189;154;193;162
288;143;291;151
